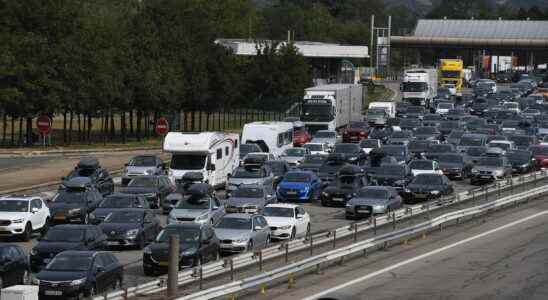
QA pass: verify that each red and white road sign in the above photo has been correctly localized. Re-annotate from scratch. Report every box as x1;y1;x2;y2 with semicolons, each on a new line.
155;117;169;135
36;115;52;135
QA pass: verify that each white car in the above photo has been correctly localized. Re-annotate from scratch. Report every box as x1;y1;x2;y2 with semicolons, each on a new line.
408;160;443;177
263;203;310;240
0;196;50;241
435;102;454;115
303;143;330;155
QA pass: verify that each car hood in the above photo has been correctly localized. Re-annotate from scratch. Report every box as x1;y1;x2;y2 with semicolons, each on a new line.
348;197;388;206
407;184;442;192
170;208;209;219
125;166;156;175
278;181;310;190
34;241;85;254
99;223;139;235
37;270;88;282
117;187;159;194
49;203;83;213
93;208;128;219
439;162;463;169
149;242;198;254
214;228;252;241
0;212;29;220
226;197;265;207
228;178;263;186
264;216;295;227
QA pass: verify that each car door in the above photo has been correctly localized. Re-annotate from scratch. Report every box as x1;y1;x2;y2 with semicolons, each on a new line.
251;216;267;247
30;199;44;230
92;255;109;293
143;212;157;242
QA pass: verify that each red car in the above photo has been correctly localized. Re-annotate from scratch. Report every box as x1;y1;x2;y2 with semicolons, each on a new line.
529;145;548;169
342;122;369;143
293;129;312;147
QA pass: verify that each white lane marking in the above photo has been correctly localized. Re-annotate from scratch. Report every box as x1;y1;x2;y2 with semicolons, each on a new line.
303;209;548;300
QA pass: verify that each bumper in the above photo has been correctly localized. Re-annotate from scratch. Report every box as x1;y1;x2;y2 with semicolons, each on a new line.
0;222;26;236
51;212;86;224
105;237;139;247
219;242;247;253
39;284;86;299
270;229;292;240
345;205;385;218
277;190;310;202
321;194;351;206
143;255;195;274
442;169;463;178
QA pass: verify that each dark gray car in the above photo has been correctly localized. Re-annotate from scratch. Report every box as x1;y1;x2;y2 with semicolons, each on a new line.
345;186;402;220
225;185;276;214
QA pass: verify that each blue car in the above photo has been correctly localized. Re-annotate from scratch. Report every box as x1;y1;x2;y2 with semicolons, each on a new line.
276;171;321;202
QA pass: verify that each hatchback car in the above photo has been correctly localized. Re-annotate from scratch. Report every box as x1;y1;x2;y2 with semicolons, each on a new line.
368;164;412;194
240;143;263;160
143;223;219;275
226;165;274;194
333;143;366;164
438;153;473;180
263;204;310;240
215;214;271;254
99;209;161;249
90;193;149;224
34;251;122;299
168;183;225;225
0;196;50;241
297;154;327;174
30;225;106;272
0;244;30;288
50;177;103;224
225;185;276;214
345;186;403;219
276;171;322;202
121;155;166;185
118;175;175;208
506;149;536;174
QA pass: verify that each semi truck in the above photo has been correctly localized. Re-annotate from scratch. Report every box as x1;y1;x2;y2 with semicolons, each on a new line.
300;84;363;133
401;68;438;108
438;59;464;97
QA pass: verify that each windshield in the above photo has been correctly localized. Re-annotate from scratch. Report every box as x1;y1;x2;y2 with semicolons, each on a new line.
448;131;464;139
284;172;311;182
357;188;389;198
478;157;503;167
376;165;405;176
400;119;421;127
440;122;459;129
441;71;461;78
429;145;452;153
283;148;307;156
128;177;156;188
264;162;285;174
156;227;200;243
413;174;442;185
460;136;484;147
334;144;359;154
402;82;427;92
391;132;409;139
232;187;263;198
489;142;511;150
506;152;530;162
216;217;252;230
304;144;323;151
368;108;386;115
129;156;157;167
466;147;486;156
439;155;463;164
44;228;84;242
54;190;86;204
302;104;332;120
171;154;206;170
408;141;429;151
100;196;140;208
409;161;433;170
176;195;210;209
46;255;91;272
0;200;28;212
104;211;142;223
233;167;261;179
510;136;530;146
407;106;424;114
314;131;336;138
263;207;294;218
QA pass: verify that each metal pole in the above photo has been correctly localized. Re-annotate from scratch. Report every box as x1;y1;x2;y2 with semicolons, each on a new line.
373;217;377;235
199;266;203;290
370;15;375;70
353;224;358;243
332;230;337;248
258;251;263;272
167;234;179;297
285;243;289;263
392;212;396;230
309;235;313;256
230;259;234;281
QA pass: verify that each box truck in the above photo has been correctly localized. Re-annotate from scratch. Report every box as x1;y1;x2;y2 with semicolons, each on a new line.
438;59;464;97
401;68;438;108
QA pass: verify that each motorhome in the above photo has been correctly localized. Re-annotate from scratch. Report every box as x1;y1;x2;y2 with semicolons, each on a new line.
241;121;294;158
163;132;239;188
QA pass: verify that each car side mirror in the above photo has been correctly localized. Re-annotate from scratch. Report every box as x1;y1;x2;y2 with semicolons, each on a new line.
96;266;105;273
31;207;39;213
254;226;262;231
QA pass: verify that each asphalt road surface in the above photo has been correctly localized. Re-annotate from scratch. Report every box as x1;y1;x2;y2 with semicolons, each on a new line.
239;196;548;300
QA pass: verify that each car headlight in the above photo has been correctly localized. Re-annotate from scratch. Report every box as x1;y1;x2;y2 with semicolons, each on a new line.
31;275;40;285
349;157;357;161
278;225;292;230
70;278;86;286
195;214;208;222
471;168;479;174
12;218;24;224
144;246;152;254
322;192;329;197
68;208;81;216
520;164;529;168
89;213;96;219
373;205;384;210
430;190;440;195
181;247;198;256
404;188;411;193
234;237;249;243
126;229;139;238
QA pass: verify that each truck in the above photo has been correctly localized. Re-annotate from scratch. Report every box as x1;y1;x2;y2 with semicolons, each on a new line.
438;59;464;97
401;68;438;108
300;84;363;133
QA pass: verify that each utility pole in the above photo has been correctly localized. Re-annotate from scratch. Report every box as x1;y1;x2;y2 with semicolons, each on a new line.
167;234;180;297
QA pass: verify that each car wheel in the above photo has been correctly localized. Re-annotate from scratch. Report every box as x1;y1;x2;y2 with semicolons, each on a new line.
22;269;30;285
41;218;50;236
21;223;32;242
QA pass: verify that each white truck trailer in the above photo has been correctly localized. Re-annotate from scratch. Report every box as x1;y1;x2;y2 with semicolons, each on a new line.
300;84;363;133
401;68;438;108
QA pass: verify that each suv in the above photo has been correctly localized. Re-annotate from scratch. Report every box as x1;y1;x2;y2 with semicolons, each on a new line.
50;177;103;224
63;157;114;195
0;196;50;241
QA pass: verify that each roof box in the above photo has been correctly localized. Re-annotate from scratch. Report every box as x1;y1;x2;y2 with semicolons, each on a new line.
77;157;100;169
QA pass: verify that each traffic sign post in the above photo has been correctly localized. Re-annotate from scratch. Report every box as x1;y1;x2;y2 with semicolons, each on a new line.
36;115;52;148
155;117;169;148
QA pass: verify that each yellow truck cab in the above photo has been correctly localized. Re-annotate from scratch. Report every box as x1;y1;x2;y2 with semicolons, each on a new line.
438;59;464;97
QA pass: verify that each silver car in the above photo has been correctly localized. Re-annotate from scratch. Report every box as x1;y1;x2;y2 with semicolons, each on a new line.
122;155;165;185
226;165;275;195
214;213;271;254
280;148;310;167
311;130;339;148
167;183;225;225
345;186;403;220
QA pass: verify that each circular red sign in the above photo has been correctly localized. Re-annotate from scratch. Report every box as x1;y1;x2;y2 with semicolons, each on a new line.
155;117;169;135
36;115;52;135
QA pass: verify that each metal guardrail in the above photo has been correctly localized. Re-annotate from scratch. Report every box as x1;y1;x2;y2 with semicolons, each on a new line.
178;178;548;300
92;170;548;300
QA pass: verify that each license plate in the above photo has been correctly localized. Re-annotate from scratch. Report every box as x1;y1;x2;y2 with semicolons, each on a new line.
287;191;297;195
332;197;343;201
357;209;371;213
54;213;66;220
481;175;491;179
414;194;427;198
158;261;169;266
106;241;120;246
45;290;62;296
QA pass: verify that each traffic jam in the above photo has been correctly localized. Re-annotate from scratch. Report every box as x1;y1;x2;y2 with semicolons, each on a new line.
1;72;548;299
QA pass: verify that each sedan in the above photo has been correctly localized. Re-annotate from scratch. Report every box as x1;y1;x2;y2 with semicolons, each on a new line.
345;186;403;220
99;209;161;249
89;193;149;224
438;153;473;180
507;149;537;174
118;175;175;209
167;183;225;225
263;204;310;240
403;174;454;203
225;185;276;214
215;214;271;254
34;251;123;299
280;147;310;167
0;244;30;288
276;171;322;202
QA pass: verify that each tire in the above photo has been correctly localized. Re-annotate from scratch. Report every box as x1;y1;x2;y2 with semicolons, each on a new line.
41;218;50;237
21;223;32;242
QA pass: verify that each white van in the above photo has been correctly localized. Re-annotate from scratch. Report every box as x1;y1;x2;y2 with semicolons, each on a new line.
163;132;239;189
368;102;396;118
241;122;294;158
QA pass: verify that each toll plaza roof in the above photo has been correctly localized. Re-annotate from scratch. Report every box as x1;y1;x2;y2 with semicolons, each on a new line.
391;19;548;50
215;39;369;58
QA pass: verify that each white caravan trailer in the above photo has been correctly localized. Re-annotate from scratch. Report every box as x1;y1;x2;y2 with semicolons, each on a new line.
163;132;239;189
241;122;294;158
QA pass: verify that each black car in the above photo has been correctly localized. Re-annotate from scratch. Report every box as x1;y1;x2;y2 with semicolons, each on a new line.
163;172;204;213
50;177;103;224
333;143;366;164
34;251;123;299
403;173;454;203
408;140;432;159
118;175;175;208
90;193;149;224
414;126;442;141
404;105;425;120
30;225;106;272
297;154;328;173
0;244;30;288
438;153;473;180
506;149;536;174
63;157;114;196
399;118;422;131
143;223;220;275
320;165;366;207
508;134;537;150
368;163;412;194
264;160;292;188
424;144;456;160
99;209;161;249
439;121;463;137
121;155;166;185
318;154;352;183
381;144;410;164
